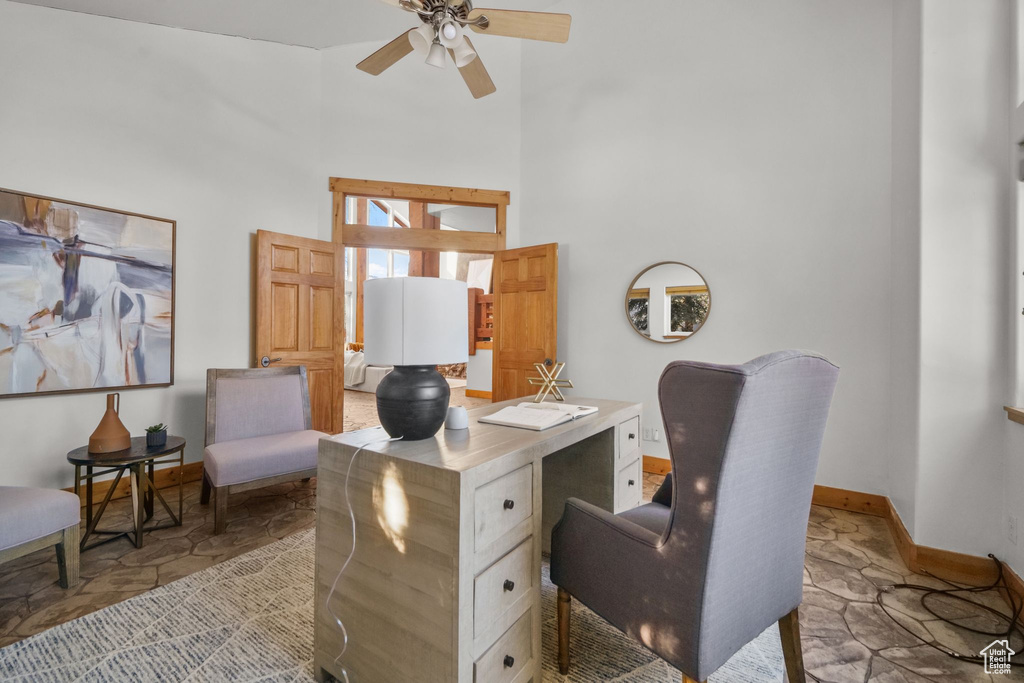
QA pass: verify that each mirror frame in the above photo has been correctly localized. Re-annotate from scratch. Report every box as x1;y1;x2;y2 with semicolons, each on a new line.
624;261;712;344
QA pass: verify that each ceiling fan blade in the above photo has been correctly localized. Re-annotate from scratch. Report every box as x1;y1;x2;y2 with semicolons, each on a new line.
451;39;496;99
357;29;416;76
466;9;571;43
375;0;423;9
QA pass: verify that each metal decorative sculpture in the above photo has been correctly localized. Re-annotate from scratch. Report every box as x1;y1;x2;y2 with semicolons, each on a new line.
528;361;573;403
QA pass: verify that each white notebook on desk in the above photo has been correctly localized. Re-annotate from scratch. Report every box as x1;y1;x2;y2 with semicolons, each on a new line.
478;402;599;431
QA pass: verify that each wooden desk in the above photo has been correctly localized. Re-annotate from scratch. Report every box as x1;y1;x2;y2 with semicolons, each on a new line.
314;397;642;683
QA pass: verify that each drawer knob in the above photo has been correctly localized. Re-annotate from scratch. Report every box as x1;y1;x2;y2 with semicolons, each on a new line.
503;579;515;592
628;479;635;486
629;432;636;439
503;499;515;510
503;655;515;669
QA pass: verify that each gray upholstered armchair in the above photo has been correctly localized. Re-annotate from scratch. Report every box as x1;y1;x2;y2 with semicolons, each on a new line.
201;367;327;534
551;351;839;683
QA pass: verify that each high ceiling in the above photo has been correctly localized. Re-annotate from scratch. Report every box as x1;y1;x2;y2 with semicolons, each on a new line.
7;0;559;49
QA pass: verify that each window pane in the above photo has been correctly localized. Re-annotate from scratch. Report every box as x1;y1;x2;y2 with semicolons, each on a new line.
670;294;710;333
345;248;355;282
393;251;410;277
368;201;389;227
345;291;355;342
368;249;388;279
429;204;497;233
628;298;650;335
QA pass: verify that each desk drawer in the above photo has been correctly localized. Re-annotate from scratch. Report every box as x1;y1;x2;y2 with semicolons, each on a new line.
474;538;532;639
475;464;533;551
615;458;642;513
474;608;532;683
618;416;640;461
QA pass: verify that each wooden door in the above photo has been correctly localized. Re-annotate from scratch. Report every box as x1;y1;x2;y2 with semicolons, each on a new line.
492;243;558;402
256;230;344;433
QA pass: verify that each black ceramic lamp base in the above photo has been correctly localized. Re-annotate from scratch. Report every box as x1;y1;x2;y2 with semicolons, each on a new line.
376;365;451;441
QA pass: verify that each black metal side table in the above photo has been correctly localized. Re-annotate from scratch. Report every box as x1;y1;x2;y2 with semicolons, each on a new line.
67;436;185;550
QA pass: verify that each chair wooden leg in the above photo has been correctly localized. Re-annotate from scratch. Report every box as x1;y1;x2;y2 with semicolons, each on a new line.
682;676;705;683
779;607;806;683
200;473;211;504
214;486;228;535
557;587;571;675
56;525;80;589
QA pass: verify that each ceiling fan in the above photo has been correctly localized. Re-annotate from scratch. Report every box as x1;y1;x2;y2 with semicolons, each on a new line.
357;0;571;99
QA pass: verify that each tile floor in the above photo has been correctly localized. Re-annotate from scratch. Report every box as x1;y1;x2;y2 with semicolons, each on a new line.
1;407;1020;681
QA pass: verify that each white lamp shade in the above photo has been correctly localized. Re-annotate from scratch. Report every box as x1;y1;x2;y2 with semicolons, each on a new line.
425;40;447;68
408;24;434;54
438;19;462;48
365;277;468;366
451;37;477;67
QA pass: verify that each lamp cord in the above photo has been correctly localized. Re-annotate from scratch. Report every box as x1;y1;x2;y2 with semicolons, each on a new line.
324;431;404;683
875;554;1023;666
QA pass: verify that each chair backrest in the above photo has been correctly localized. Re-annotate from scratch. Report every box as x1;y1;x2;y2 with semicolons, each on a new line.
205;367;312;446
658;350;839;676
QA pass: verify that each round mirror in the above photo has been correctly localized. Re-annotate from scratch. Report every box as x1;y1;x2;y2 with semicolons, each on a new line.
625;262;711;343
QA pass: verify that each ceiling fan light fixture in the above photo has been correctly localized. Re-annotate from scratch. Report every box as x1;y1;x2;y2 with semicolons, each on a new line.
408;24;434;54
452;37;477;67
438;18;462;47
442;21;459;41
426;38;447;68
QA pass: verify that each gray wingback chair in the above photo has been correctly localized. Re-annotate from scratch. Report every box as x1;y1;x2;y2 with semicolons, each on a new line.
550;351;839;683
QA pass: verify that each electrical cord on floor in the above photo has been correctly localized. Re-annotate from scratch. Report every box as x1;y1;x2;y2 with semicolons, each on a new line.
323;430;404;683
875;554;1023;667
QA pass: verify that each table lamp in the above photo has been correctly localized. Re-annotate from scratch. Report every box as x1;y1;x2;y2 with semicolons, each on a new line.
364;277;469;440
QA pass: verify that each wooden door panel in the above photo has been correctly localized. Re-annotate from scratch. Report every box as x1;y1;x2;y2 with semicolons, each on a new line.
306;368;335;433
257;230;345;434
271;283;299;351
310;250;335;277
492;243;558;402
309;286;335;351
271;245;299;273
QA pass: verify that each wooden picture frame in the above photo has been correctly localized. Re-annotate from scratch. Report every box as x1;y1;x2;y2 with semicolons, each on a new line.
0;188;176;398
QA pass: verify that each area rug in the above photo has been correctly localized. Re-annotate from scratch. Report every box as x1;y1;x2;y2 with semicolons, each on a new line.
0;528;783;682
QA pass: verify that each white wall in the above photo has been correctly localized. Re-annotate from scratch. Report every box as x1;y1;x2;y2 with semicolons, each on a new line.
467;349;493;393
0;1;321;487
519;0;894;495
912;0;1013;557
1007;0;1024;581
316;40;523;246
889;0;923;535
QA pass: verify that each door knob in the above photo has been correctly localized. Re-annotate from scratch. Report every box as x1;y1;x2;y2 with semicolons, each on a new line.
628;479;635;486
544;358;553;367
260;356;282;368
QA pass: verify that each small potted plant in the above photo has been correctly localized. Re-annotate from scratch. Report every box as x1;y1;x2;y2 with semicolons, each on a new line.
146;423;168;448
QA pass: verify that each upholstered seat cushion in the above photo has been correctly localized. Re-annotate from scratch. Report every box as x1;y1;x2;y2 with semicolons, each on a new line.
618;502;671;536
204;430;327;487
0;487;80;552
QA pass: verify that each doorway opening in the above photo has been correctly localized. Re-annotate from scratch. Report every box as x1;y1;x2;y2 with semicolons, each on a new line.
338;195;496;431
255;177;558;436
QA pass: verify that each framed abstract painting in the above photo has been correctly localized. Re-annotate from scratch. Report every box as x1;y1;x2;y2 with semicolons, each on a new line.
0;188;175;398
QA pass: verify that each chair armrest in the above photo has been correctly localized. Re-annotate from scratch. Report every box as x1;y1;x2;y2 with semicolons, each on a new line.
558;497;664;549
